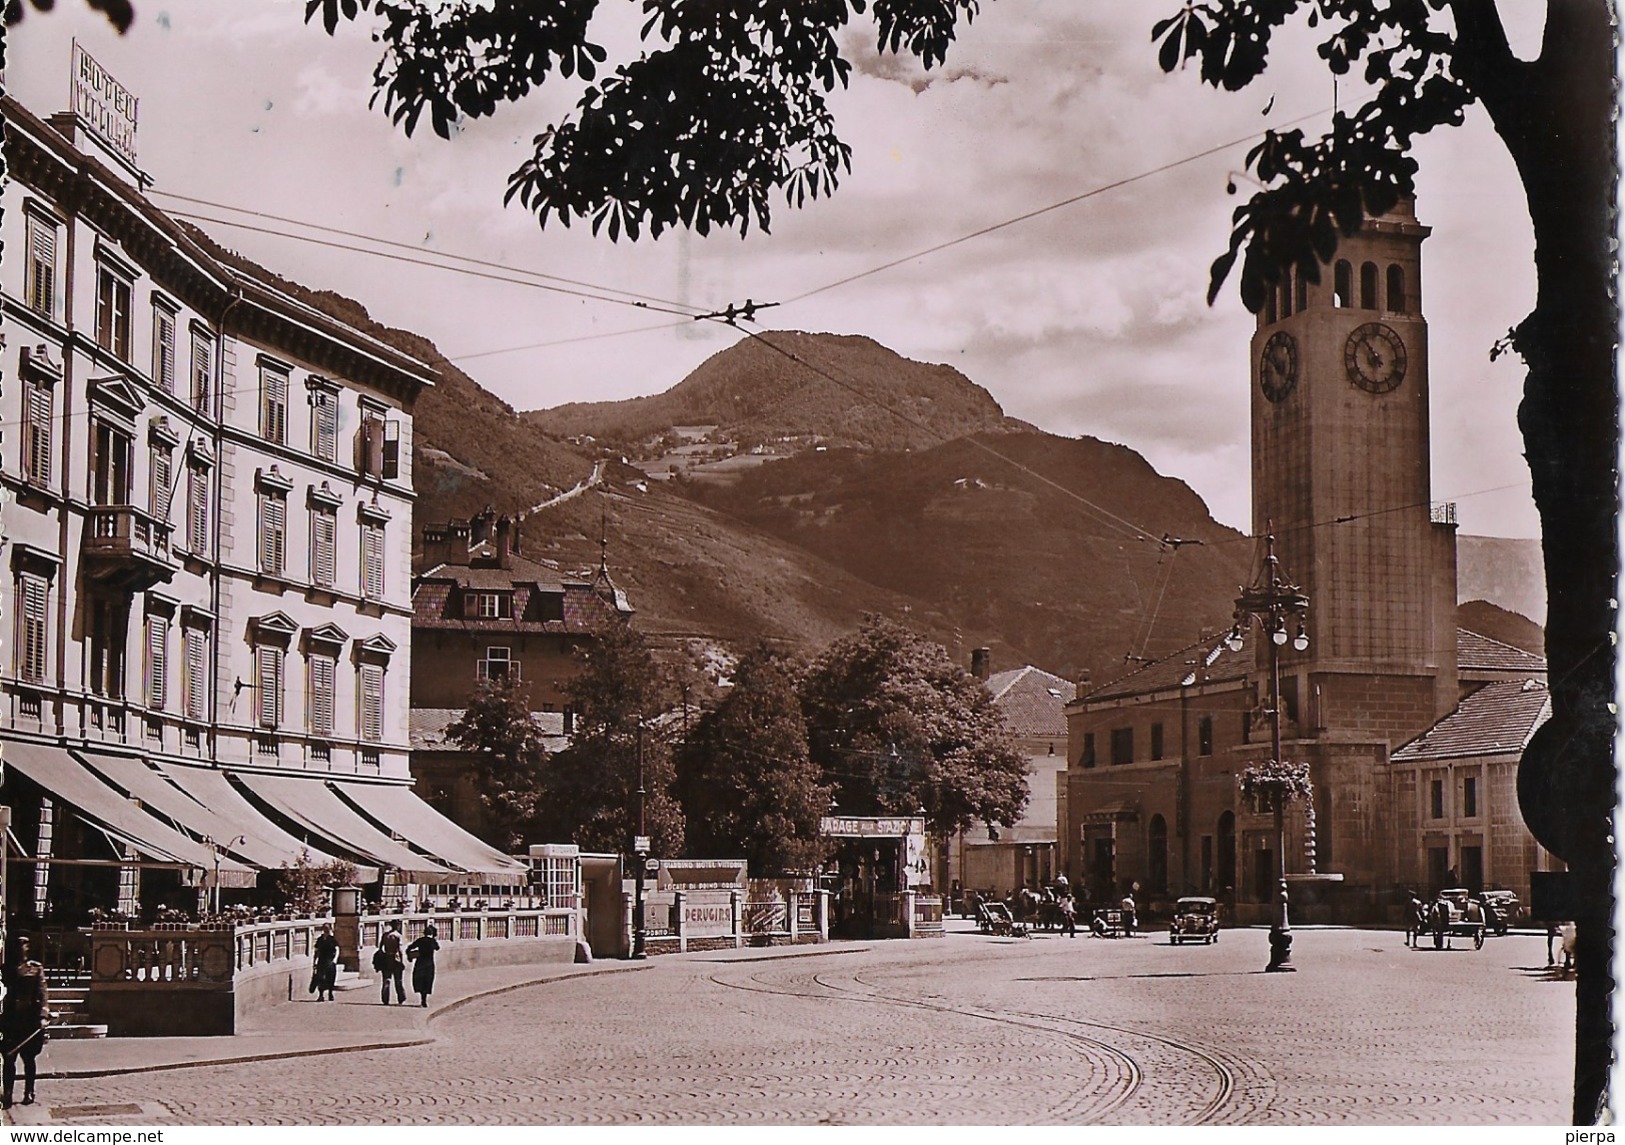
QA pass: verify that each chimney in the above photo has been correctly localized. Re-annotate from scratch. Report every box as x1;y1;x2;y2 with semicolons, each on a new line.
472;507;497;549
495;516;513;569
420;525;450;570
1073;670;1092;700
971;647;991;681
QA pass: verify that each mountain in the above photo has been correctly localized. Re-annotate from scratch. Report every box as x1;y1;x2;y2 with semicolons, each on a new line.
675;430;1254;686
1457;600;1545;655
524;330;1026;451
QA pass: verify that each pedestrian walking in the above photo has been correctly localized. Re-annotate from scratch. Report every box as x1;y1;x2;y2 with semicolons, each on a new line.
1058;892;1077;938
406;924;440;1008
376;920;406;1005
1120;891;1137;935
312;923;339;1001
1;936;51;1109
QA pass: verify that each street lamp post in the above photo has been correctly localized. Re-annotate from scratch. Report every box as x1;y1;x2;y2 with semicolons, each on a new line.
1225;525;1310;973
202;835;246;916
631;718;648;960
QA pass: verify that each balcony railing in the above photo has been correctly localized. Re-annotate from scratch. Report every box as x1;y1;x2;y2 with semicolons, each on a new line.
83;505;178;590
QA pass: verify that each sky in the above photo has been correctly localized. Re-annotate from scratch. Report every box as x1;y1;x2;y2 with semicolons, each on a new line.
3;0;1547;538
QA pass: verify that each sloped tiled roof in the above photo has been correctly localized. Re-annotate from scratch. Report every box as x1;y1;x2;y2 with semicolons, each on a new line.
1457;628;1547;674
409;708;571;753
1391;679;1550;762
1085;635;1249;702
986;666;1073;738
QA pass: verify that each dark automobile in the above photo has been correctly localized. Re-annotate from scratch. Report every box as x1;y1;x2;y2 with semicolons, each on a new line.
1169;896;1220;945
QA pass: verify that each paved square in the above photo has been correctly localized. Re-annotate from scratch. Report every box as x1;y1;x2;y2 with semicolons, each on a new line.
30;927;1573;1124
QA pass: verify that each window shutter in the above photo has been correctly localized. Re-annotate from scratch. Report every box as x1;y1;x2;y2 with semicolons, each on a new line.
154;309;176;393
185;628;207;720
26;383;52;483
17;576;47;683
314;394;337;462
313;510;337;587
147;617;167;710
188;466;209;552
310;655;335;736
29;221;56;315
191;329;213;412
362;417;384;476
263;369;288;444
261;494;286;574
363;524;384;599
256;645;281;729
382;421;400;479
361;664;384;742
151;450;173;521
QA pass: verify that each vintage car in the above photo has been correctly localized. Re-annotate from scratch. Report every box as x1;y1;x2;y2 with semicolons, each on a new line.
1478;890;1519;935
1169;896;1220;944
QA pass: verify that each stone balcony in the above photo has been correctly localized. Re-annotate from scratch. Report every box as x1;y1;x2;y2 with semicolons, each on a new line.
82;505;178;592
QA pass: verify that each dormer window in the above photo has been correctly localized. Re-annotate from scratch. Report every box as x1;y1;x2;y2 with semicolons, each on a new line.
468;591;512;619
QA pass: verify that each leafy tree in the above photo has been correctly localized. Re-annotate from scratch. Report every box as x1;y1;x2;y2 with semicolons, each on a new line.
276;849;360;915
540;621;684;856
445;676;550;851
675;644;831;874
4;0;132;32
801;615;1027;840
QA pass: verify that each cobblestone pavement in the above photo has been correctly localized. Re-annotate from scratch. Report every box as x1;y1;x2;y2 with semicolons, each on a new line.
28;927;1573;1125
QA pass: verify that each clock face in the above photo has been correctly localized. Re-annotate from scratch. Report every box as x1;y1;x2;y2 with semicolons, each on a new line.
1259;331;1299;403
1344;322;1407;393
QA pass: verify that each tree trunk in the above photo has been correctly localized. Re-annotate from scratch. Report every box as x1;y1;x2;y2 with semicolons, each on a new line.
1481;2;1617;1122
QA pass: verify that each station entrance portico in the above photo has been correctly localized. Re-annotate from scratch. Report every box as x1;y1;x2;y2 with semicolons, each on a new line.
819;815;929;939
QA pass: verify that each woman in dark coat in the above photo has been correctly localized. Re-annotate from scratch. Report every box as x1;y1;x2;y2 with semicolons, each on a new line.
312;924;339;1001
405;924;440;1008
2;936;50;1108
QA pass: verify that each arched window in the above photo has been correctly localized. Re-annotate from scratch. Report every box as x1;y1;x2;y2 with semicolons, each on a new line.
1217;811;1236;901
1333;261;1352;308
1294;269;1308;313
1148;814;1169;893
1387;264;1406;313
1360;261;1378;309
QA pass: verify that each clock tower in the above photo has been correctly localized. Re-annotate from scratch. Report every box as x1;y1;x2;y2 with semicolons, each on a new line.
1248;197;1458;766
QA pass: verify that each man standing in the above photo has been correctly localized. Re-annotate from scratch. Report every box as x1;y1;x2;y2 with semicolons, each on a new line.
1;936;50;1108
377;920;406;1005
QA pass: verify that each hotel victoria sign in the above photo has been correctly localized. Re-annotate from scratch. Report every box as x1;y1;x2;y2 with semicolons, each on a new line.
71;41;138;166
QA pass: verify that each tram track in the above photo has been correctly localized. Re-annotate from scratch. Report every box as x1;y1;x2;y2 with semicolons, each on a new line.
708;961;1144;1123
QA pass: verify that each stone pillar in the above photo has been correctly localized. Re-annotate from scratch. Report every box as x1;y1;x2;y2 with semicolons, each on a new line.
332;886;361;972
903;890;917;939
788;891;799;942
731;890;743;949
674;890;686;953
815;890;830;940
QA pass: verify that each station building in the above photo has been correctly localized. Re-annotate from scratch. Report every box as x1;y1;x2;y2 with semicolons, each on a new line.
1059;199;1560;920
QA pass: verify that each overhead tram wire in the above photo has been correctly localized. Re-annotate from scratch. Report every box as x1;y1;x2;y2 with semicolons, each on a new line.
779;108;1332;306
165;210;707;321
153;190;703;316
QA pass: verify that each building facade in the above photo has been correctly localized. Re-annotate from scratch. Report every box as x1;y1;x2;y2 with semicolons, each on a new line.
1060;200;1557;919
947;654;1072;897
409;510;634;838
0;81;522;929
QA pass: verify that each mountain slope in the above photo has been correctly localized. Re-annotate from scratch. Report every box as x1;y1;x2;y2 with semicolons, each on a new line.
677;430;1254;685
525;330;1026;451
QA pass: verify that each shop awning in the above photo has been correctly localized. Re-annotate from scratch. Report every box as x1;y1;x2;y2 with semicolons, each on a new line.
76;751;354;880
334;781;526;880
232;771;451;880
2;739;254;884
152;762;380;883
